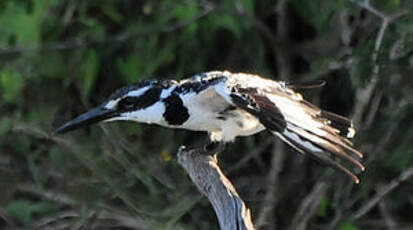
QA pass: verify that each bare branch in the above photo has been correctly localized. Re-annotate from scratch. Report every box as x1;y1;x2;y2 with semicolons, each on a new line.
17;184;74;206
0;208;16;229
177;146;256;230
256;142;285;229
33;209;161;230
33;210;79;229
290;182;329;230
379;201;397;230
352;166;413;220
352;0;409;125
356;0;386;19
363;91;383;128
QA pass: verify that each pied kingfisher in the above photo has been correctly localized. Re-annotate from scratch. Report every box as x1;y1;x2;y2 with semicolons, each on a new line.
55;71;364;183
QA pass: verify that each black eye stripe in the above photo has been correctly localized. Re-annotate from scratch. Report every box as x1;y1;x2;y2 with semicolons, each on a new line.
118;88;162;111
121;97;137;104
118;97;138;110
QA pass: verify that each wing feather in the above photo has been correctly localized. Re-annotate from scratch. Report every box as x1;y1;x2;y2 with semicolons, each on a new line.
214;78;364;183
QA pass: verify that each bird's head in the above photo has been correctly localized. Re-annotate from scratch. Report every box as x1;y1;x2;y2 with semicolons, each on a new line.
54;80;165;134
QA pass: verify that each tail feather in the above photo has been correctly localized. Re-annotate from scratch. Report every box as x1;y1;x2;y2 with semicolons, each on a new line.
265;96;364;182
285;124;364;170
312;124;363;158
273;126;363;183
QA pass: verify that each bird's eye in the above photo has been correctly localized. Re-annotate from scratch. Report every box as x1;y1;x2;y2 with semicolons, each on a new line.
118;97;137;110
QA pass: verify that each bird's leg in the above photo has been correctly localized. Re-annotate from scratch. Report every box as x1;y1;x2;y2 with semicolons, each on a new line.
203;141;226;155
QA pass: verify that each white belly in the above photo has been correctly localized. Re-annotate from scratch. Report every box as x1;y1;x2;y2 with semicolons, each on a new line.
183;107;265;142
179;90;265;142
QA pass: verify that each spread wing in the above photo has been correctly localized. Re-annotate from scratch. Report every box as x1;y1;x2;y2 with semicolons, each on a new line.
214;78;364;183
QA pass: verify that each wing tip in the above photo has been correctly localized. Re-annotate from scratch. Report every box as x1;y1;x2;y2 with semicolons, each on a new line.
277;127;365;183
347;126;356;138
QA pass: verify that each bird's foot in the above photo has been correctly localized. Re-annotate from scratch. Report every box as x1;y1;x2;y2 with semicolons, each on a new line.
203;141;226;155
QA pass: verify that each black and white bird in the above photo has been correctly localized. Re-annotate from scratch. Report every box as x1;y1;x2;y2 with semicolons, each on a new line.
55;71;364;183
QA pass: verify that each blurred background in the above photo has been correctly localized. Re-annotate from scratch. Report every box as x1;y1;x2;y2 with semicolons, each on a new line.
0;0;412;229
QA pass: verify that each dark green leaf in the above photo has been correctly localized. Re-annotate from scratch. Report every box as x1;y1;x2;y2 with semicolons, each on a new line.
0;69;24;103
338;222;359;230
80;49;99;95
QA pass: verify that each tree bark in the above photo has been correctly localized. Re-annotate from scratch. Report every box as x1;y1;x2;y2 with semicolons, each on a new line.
177;146;256;230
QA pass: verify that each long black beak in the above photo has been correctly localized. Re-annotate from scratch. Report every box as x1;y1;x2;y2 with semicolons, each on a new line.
54;106;118;135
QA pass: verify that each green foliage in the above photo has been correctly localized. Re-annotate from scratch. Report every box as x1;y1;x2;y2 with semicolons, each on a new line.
174;3;199;29
6;200;58;226
239;0;255;16
0;2;40;46
0;0;59;46
317;194;329;217
371;0;401;14
37;52;65;79
206;13;245;39
339;222;359;230
79;49;99;96
0;69;24;102
293;0;347;32
350;40;375;87
0;117;12;135
117;36;174;83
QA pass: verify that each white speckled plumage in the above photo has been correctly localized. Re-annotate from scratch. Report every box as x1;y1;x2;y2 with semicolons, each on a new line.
56;71;363;182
